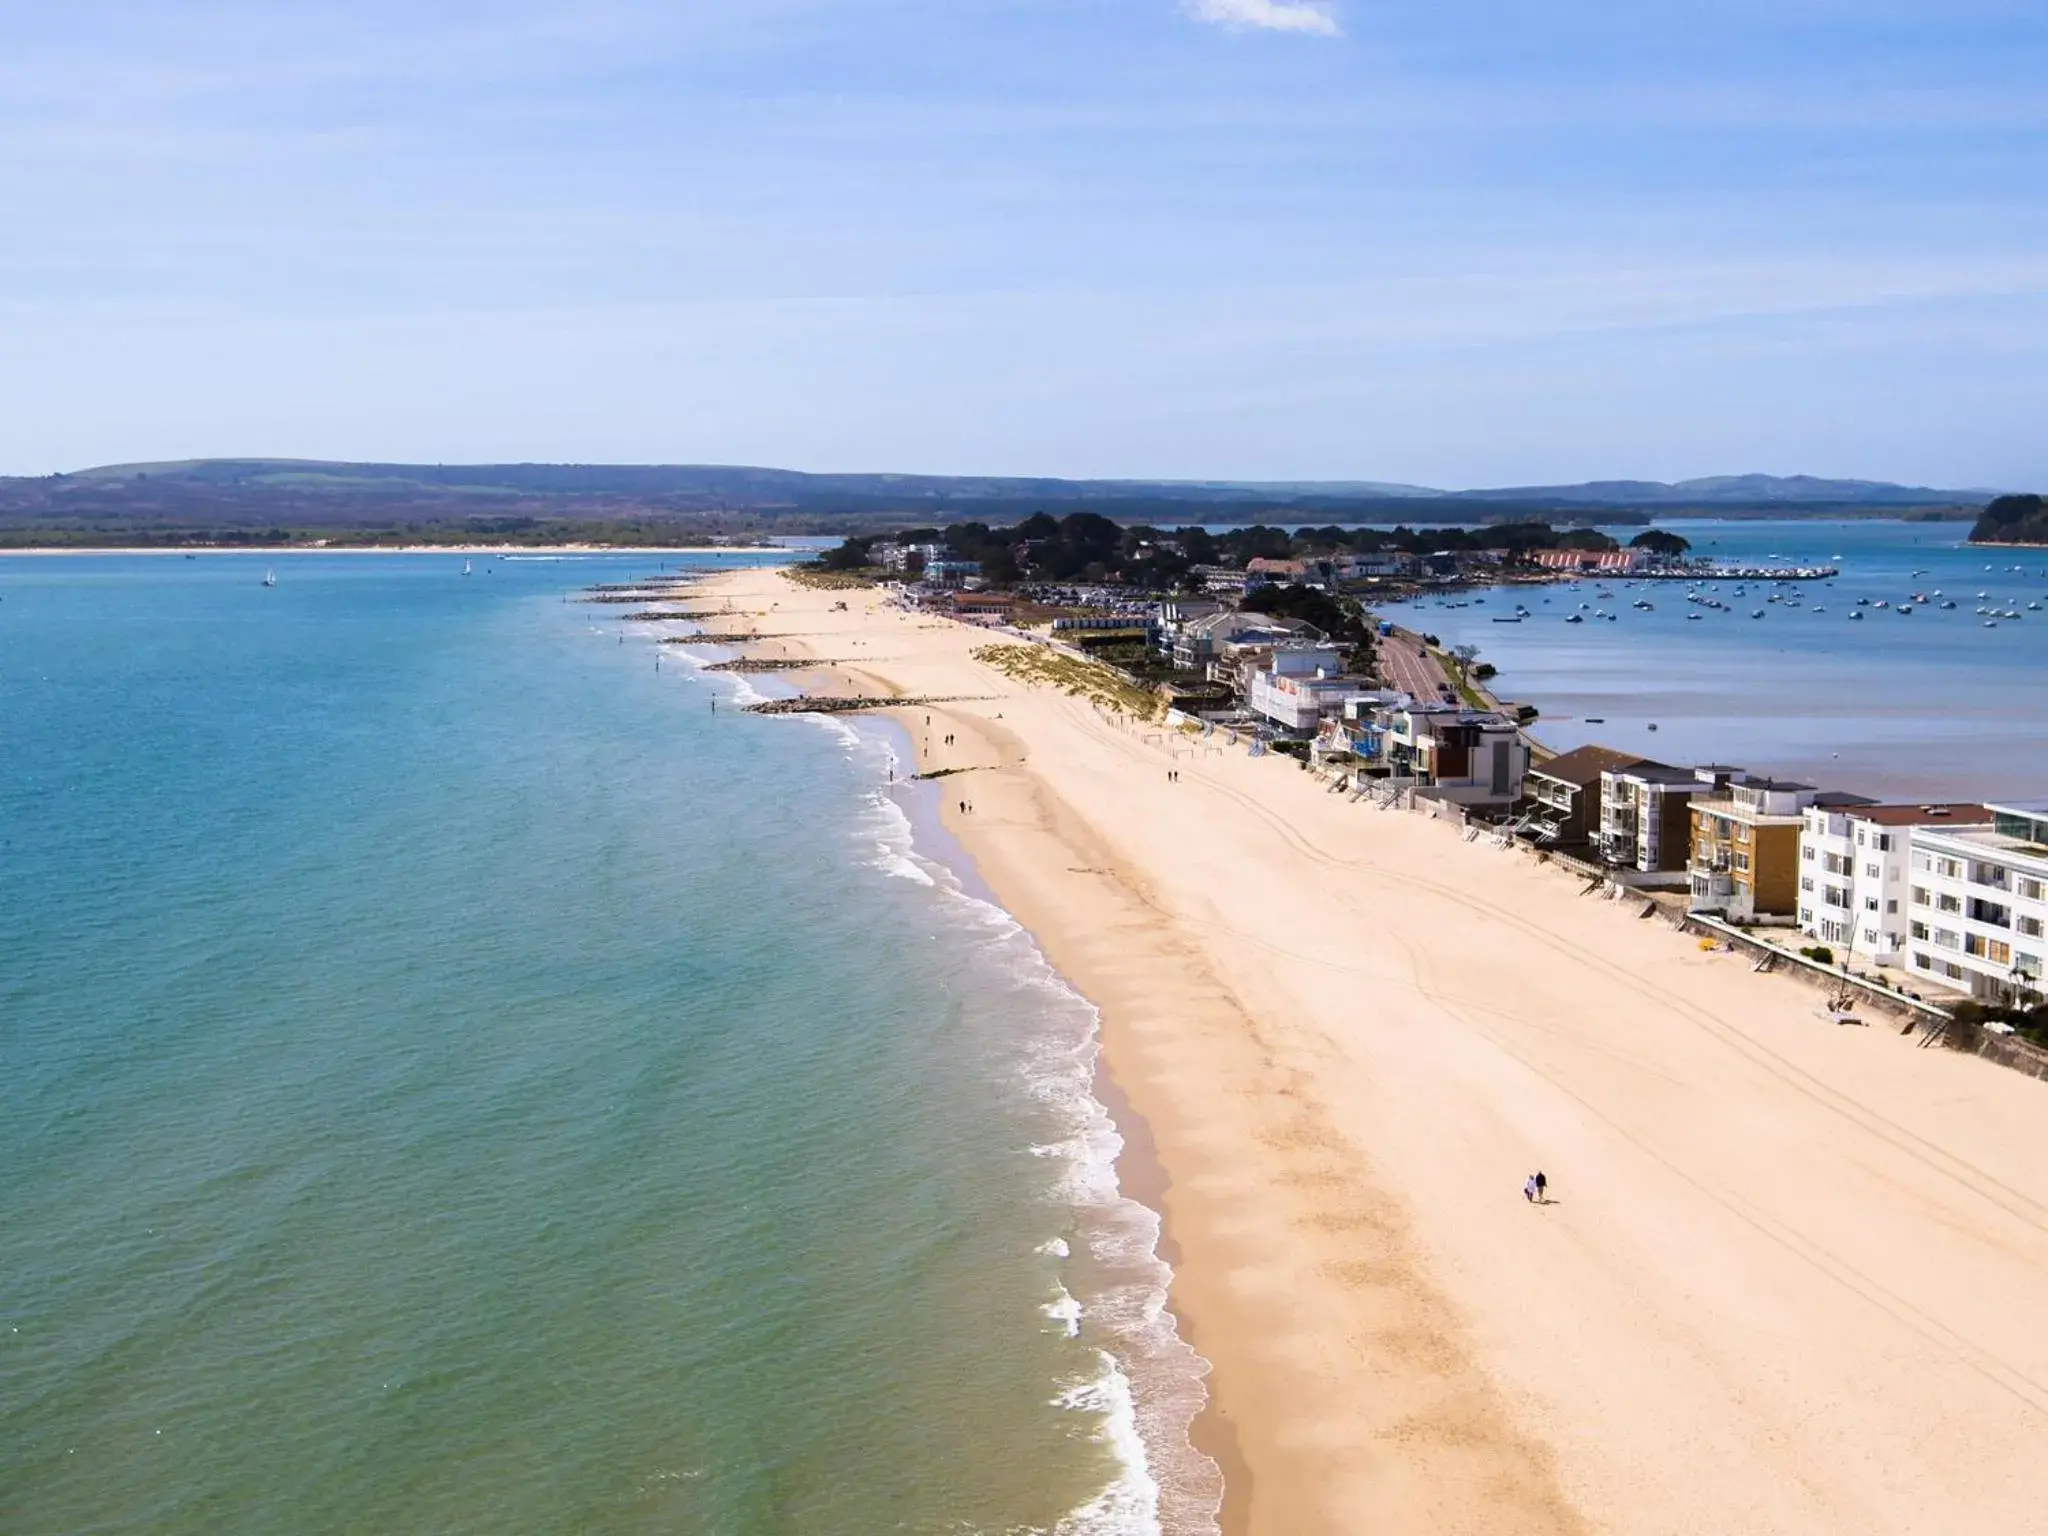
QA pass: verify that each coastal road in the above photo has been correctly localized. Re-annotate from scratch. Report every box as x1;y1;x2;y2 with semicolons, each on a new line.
1378;626;1454;702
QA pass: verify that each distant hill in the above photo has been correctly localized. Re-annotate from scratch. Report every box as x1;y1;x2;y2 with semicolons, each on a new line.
0;459;1997;547
1441;473;1988;508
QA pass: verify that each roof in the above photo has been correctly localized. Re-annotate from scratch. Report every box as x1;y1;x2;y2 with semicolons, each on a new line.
1606;759;1699;786
1839;803;1993;827
1527;744;1645;788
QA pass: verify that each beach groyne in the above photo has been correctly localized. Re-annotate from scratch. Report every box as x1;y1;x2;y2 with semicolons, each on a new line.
659;631;792;645
745;694;990;716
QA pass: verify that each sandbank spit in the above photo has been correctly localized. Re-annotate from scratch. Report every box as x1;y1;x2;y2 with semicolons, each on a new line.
709;567;2048;1536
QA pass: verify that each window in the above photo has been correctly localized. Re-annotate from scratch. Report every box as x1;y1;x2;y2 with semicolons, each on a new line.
1910;920;1929;940
1865;863;1881;879
1877;833;1893;852
1864;897;1880;912
1936;856;1965;880
1911;886;1931;907
1887;900;1898;915
1914;951;1933;971
1937;893;1963;915
2019;877;2046;903
1734;852;1751;872
2018;952;2043;979
1964;935;2011;965
1943;960;1966;981
1799;907;1814;924
2019;916;2045;939
1914;850;1932;872
1935;929;1960;950
1802;845;1816;861
1800;876;1816;893
1864;929;1880;945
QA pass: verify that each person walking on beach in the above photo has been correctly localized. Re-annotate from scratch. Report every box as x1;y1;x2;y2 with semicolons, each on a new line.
1534;1171;1547;1203
1524;1175;1539;1203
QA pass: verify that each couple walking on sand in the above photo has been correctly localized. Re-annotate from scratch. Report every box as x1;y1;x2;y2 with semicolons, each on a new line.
1523;1171;1549;1204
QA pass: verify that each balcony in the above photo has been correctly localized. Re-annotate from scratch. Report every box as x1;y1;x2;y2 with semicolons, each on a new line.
1691;871;1736;908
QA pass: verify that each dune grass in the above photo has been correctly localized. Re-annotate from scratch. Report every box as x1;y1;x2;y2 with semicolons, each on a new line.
971;643;1163;720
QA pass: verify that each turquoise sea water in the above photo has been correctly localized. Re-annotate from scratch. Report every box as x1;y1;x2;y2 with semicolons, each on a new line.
1382;519;2048;800
1;554;1217;1535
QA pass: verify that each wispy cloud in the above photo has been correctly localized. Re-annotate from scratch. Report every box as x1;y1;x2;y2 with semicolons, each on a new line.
1186;0;1340;37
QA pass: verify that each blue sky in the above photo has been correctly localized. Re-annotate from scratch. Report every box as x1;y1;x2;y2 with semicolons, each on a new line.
3;0;2044;485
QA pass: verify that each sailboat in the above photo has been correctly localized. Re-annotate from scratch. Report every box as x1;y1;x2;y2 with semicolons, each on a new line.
462;559;473;577
263;569;277;587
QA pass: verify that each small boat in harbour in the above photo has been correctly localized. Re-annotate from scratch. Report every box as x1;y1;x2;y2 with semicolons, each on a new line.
263;569;277;588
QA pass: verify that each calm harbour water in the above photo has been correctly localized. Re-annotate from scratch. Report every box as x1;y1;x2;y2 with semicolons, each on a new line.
0;553;1218;1536
1382;518;2048;800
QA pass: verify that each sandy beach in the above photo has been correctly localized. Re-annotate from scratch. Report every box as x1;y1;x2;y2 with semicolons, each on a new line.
705;567;2048;1535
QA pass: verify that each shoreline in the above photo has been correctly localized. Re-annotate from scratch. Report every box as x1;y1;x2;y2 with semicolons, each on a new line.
692;622;1236;1532
684;569;2048;1535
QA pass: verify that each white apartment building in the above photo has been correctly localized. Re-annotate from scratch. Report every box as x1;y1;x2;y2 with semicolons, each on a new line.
1245;643;1362;733
1798;803;1990;967
1905;801;2048;1002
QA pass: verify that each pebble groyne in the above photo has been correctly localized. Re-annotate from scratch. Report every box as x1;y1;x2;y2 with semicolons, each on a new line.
745;695;990;716
658;632;793;645
703;658;837;673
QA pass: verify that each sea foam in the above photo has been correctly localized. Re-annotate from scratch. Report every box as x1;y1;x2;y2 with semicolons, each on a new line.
839;721;1225;1536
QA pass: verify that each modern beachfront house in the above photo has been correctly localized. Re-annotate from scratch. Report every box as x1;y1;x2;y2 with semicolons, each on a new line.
1598;762;1737;880
1379;702;1530;810
1904;801;2048;1004
1689;780;1874;920
1170;611;1317;673
921;555;982;587
1522;744;1648;853
1151;598;1224;659
1798;803;1992;967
